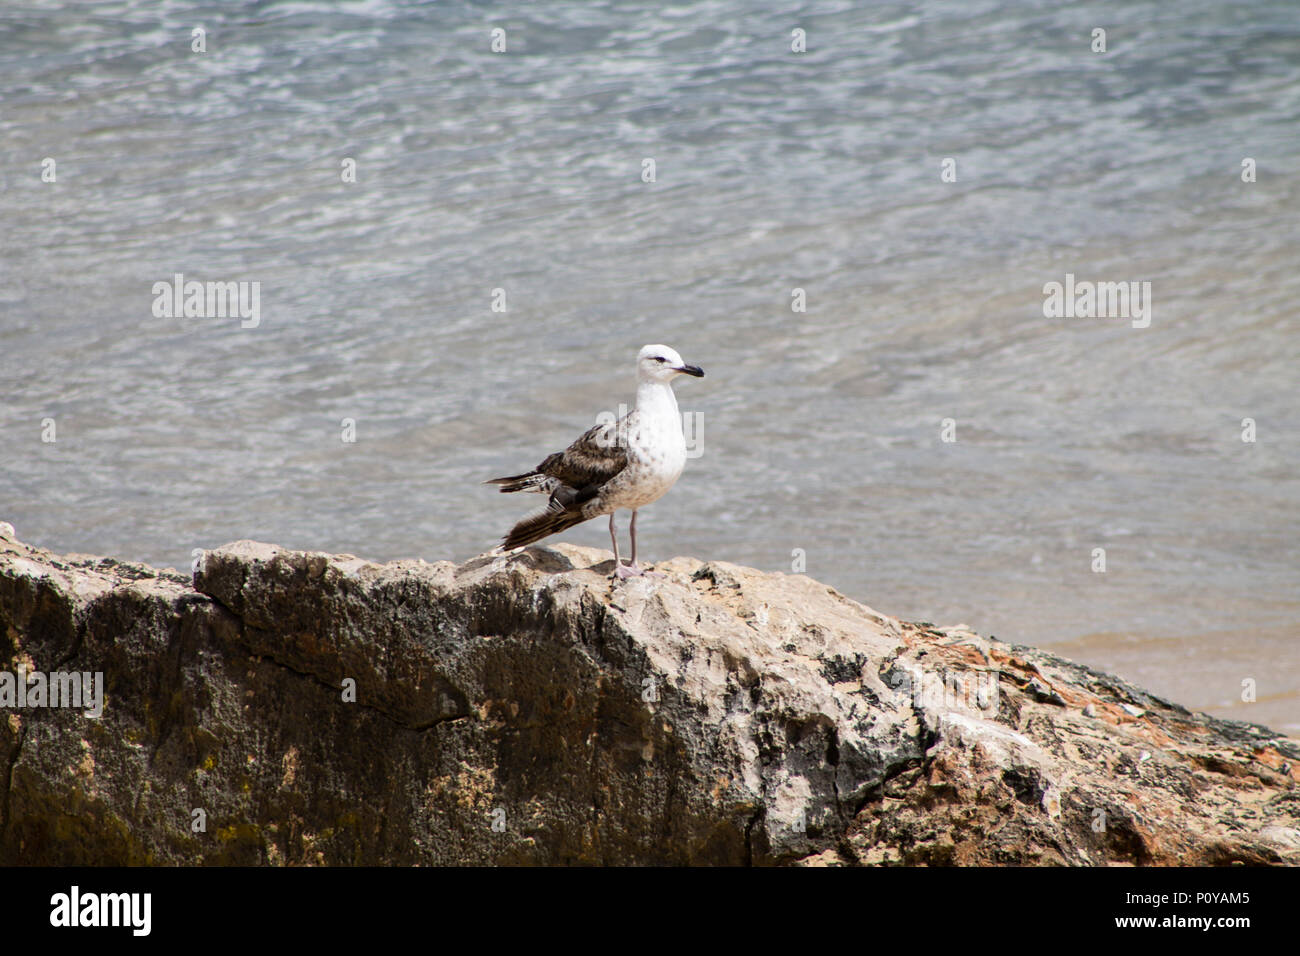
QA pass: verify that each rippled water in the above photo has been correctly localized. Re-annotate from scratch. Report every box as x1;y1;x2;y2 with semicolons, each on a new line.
2;1;1297;730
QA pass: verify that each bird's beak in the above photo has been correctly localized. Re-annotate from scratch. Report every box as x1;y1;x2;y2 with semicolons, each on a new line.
675;364;704;378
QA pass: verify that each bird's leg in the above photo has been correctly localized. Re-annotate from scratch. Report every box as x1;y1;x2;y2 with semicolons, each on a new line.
610;513;638;579
627;510;664;579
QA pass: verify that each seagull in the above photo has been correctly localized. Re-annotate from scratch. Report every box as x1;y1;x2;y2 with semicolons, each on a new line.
486;344;704;579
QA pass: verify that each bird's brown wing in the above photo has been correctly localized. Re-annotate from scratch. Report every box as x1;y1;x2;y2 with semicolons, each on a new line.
534;419;628;495
496;418;631;549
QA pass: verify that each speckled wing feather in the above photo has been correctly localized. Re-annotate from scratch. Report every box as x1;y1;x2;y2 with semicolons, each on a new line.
487;417;632;548
534;418;630;492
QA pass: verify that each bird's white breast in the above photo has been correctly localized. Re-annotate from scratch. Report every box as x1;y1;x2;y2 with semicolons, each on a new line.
596;399;687;512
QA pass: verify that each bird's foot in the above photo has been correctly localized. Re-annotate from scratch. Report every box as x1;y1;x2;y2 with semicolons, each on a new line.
614;561;664;580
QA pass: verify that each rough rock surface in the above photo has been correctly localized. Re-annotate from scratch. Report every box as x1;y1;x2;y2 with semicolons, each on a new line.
1;521;1296;865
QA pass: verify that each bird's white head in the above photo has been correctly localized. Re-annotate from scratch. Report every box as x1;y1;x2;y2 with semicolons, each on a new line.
636;344;705;384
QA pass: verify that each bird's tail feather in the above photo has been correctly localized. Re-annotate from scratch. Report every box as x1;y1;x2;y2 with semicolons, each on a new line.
484;472;550;494
502;504;589;549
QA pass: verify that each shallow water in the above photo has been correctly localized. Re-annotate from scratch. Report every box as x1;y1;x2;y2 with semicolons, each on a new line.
2;1;1297;730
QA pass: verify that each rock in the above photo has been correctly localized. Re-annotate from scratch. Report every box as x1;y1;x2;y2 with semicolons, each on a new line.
1;529;1296;865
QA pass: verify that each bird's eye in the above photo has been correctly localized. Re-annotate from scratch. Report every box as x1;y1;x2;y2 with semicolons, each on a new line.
653;356;667;363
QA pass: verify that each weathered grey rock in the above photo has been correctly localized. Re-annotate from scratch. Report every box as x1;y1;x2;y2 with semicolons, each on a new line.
1;523;1296;865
